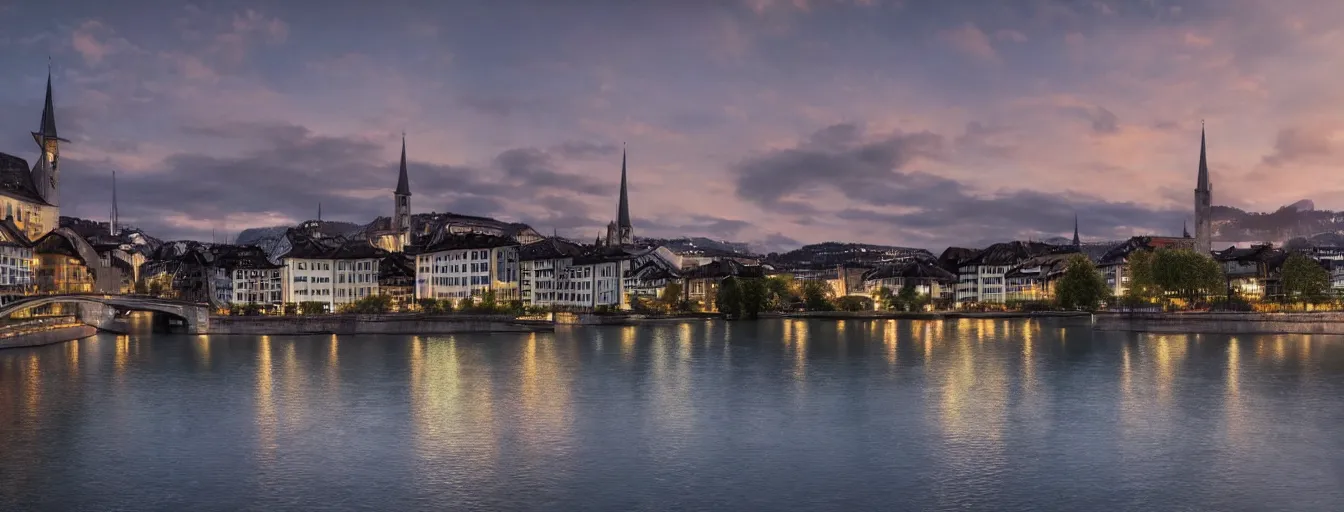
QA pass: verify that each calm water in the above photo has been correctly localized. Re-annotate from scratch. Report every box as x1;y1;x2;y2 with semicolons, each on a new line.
2;319;1343;511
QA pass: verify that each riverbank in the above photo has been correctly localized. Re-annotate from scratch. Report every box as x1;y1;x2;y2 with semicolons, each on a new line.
209;313;553;335
0;316;97;349
1095;311;1344;335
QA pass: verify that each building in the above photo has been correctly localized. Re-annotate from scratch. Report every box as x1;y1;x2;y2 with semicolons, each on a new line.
1004;253;1076;302
142;242;225;304
1194;125;1213;254
518;238;585;308
413;233;519;304
954;241;1059;305
1214;244;1286;301
0;70;64;242
217;245;284;307
603;150;634;247
279;231;384;311
1095;235;1197;297
0;217;34;294
366;136;414;253
682;259;765;311
861;260;956;301
33;228;121;294
378;253;415;311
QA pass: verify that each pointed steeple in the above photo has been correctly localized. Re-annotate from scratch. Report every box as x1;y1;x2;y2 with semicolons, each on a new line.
1072;214;1081;247
1183;220;1191;238
395;134;411;196
1197;121;1210;192
34;66;60;142
616;147;631;229
317;202;322;221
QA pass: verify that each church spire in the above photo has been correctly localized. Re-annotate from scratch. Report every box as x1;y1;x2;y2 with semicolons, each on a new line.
110;170;119;236
395;134;411;196
1197;121;1210;192
1183;220;1191;238
33;65;60;143
1072;213;1080;247
616;146;630;229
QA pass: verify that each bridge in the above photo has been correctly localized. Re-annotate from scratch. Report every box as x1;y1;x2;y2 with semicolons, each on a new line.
0;294;211;334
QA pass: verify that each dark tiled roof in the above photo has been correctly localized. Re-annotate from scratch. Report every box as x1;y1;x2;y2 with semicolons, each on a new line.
0;152;46;205
0;217;32;248
962;241;1060;267
683;259;765;279
518;238;584;261
862;260;956;282
215;245;281;269
1004;253;1076;279
625;259;680;281
380;253;415;280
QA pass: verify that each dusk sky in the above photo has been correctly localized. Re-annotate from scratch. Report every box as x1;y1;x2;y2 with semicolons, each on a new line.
2;0;1342;251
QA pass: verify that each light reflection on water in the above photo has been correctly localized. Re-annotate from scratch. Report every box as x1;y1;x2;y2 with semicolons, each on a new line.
2;318;1344;511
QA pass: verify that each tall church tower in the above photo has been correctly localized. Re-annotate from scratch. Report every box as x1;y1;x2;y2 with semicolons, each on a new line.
392;135;412;251
1194;124;1213;254
31;69;66;209
614;148;633;245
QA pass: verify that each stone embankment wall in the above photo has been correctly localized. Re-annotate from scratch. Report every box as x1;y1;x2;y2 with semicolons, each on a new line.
209;314;553;335
1095;312;1344;335
0;316;97;350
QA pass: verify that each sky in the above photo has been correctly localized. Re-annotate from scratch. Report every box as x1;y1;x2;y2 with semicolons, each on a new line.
2;0;1343;252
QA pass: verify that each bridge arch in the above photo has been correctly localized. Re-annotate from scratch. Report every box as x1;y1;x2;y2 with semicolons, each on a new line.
0;294;210;334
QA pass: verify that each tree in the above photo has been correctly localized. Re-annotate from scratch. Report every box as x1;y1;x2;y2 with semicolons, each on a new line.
873;287;896;310
715;276;745;318
1122;249;1157;307
833;295;872;311
739;278;768;319
1280;253;1331;307
299;301;327;315
282;302;299;316
1054;254;1110;311
344;295;392;314
763;275;797;311
800;281;834;311
1152;249;1223;308
660;282;684;311
478;290;498;313
896;282;922;312
416;298;442;314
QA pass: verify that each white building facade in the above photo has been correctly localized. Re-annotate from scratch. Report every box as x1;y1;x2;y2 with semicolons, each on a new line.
414;235;520;304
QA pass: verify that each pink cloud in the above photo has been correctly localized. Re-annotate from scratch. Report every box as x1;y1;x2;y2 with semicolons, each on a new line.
940;23;997;61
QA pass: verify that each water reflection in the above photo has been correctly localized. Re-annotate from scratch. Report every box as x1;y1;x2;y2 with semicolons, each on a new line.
3;322;1344;511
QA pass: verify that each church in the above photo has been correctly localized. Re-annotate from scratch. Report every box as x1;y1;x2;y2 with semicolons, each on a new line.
0;70;63;241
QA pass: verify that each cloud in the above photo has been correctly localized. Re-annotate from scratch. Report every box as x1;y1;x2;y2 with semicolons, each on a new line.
1062;105;1119;134
1262;127;1334;166
995;29;1028;43
494;148;611;195
733;123;945;210
940;23;997;61
60;122;615;240
733;122;1186;248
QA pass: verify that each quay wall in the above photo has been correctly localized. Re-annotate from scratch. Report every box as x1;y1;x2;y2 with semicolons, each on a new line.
0;317;97;350
1095;312;1344;335
209;314;553;335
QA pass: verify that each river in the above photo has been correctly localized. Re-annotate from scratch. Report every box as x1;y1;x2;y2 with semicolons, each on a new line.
2;318;1342;511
